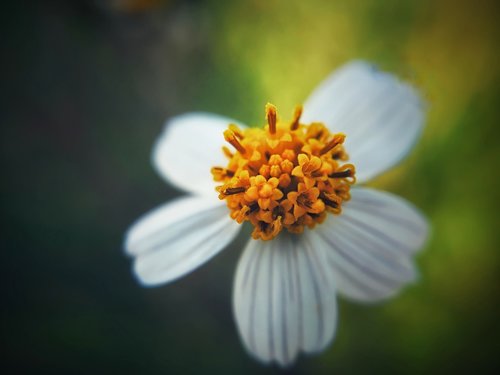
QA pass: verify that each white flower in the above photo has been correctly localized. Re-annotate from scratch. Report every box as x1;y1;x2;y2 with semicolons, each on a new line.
125;61;429;367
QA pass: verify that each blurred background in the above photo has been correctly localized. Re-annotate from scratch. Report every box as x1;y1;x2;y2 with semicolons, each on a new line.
2;0;499;373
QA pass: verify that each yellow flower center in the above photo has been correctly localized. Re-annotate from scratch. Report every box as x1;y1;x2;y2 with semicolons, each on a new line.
211;103;356;241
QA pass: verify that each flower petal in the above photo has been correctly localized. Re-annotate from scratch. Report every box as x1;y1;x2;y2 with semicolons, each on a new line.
233;234;337;367
302;61;426;183
313;187;429;302
125;196;241;286
153;113;246;196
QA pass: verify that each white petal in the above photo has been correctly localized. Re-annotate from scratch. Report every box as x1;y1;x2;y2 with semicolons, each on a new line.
313;187;429;302
125;196;241;286
152;113;246;196
233;234;337;367
302;61;426;183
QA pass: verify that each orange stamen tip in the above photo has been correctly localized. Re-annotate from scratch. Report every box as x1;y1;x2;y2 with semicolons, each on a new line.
265;103;277;135
320;133;346;155
224;129;246;154
290;104;303;130
229;124;244;139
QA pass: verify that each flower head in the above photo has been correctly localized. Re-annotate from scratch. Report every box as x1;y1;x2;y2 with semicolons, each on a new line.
125;61;429;367
212;105;354;240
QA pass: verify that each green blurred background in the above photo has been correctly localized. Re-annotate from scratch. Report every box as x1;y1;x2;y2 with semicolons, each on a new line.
2;0;499;373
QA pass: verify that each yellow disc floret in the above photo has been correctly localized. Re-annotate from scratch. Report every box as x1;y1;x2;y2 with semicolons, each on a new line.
211;103;356;241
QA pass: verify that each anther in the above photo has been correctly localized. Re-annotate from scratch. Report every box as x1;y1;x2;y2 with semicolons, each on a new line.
211;166;233;181
266;103;277;135
229;124;244;139
290;105;303;130
224;129;246;154
320;192;341;209
248;203;259;214
211;167;234;176
222;186;246;196
320;133;346;155
330;169;353;178
331;151;342;160
222;146;234;159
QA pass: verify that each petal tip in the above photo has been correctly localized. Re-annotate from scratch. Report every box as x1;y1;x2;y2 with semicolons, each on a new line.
151;112;246;196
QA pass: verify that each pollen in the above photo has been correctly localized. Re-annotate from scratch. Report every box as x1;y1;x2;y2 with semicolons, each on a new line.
212;104;356;241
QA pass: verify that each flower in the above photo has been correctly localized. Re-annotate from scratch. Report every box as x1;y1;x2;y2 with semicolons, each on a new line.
125;61;429;367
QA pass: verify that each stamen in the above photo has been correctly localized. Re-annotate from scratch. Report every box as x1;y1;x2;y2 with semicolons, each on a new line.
221;186;246;196
320;192;341;209
229;124;244;139
248;203;259;214
212;166;234;181
212;167;234;178
320;133;346;155
290;105;303;130
224;129;246;154
265;103;277;135
330;169;353;178
222;146;233;159
332;151;342;160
